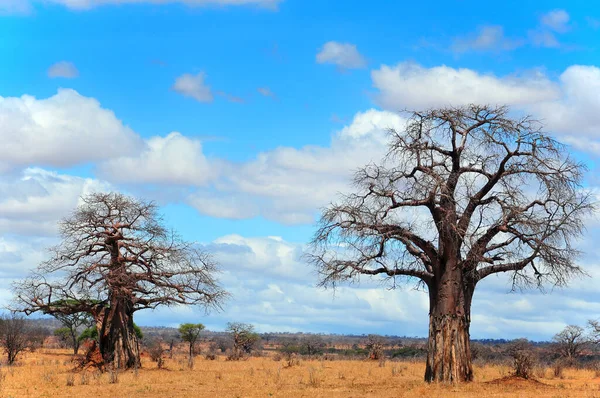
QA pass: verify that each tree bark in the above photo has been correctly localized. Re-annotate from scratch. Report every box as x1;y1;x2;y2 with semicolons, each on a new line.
424;266;474;383
98;298;140;369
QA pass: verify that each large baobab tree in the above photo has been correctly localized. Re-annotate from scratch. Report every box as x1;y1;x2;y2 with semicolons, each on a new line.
13;192;227;369
308;105;592;383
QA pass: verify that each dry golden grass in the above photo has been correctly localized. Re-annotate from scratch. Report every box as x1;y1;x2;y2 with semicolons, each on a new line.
2;349;600;397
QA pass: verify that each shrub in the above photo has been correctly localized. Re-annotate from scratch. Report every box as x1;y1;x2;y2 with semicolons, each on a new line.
507;339;536;379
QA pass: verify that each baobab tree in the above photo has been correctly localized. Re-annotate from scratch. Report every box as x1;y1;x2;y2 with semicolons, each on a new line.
13;192;227;369
553;325;589;360
226;322;260;359
308;105;592;382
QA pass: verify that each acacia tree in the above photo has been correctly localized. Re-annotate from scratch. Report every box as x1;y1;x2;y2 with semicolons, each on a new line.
52;312;92;355
13;192;227;369
179;323;205;366
308;105;592;382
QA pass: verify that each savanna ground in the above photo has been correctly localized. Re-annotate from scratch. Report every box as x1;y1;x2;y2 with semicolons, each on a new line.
2;349;600;397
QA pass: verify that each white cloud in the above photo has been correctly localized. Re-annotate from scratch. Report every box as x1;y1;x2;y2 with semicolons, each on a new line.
188;193;258;219
452;25;523;53
371;62;559;111
530;65;600;140
172;72;213;103
98;132;214;185
210;235;308;282
541;9;570;33
0;168;110;236
370;62;600;155
47;61;79;79
135;233;600;339
316;41;366;69
187;109;405;223
0;89;142;172
138;234;433;334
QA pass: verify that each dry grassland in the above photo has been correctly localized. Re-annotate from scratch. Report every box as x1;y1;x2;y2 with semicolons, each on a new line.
2;349;600;397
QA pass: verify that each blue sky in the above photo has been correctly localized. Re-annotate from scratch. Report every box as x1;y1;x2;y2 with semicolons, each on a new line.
2;0;600;340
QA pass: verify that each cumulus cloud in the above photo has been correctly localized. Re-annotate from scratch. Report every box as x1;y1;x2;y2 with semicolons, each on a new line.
371;62;559;111
138;234;433;334
316;41;366;69
529;65;600;139
188;193;258;220
172;72;213;103
371;62;600;154
47;61;79;78
210;235;309;282
98;132;215;185
0;168;110;236
104;108;403;223
133;233;600;339
187;109;406;223
0;89;142;172
452;25;523;54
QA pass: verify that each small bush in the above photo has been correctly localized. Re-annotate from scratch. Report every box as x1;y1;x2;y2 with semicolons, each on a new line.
507;339;536;379
146;339;165;369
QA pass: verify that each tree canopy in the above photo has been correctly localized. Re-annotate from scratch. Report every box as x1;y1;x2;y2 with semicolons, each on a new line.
12;192;228;368
308;105;593;382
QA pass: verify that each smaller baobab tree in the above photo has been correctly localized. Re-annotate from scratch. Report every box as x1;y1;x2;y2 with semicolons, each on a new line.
308;105;593;383
553;325;590;361
226;322;260;360
12;192;228;370
365;334;386;360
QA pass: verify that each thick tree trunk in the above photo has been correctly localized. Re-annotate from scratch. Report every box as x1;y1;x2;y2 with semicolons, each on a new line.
424;266;475;383
98;299;140;369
